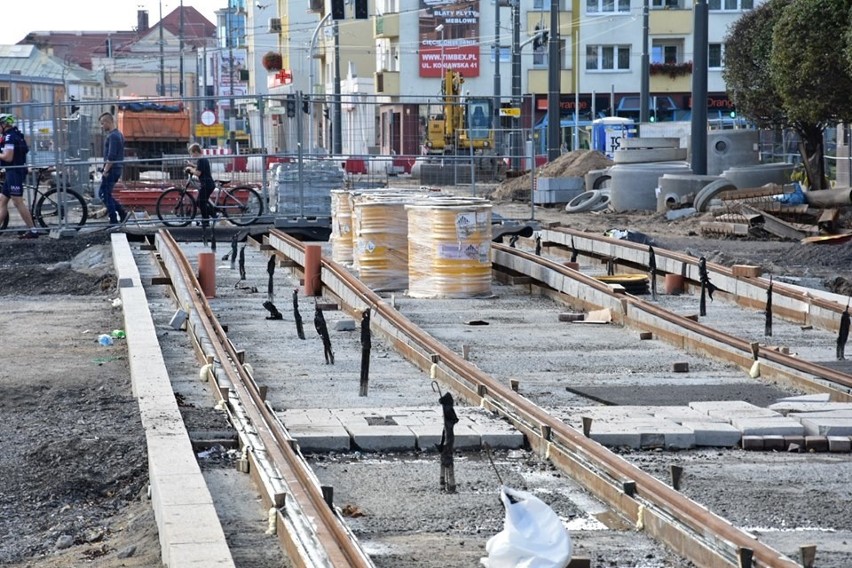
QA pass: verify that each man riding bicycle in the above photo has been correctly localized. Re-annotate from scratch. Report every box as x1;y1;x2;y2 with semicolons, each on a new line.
0;113;39;238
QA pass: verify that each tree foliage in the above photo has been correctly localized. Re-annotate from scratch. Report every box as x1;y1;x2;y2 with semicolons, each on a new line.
724;0;852;189
723;0;790;129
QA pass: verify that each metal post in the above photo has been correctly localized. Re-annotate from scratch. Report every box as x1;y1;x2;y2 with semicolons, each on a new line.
179;0;185;97
308;12;332;155
691;0;708;174
493;2;502;158
639;0;649;123
332;21;342;155
511;0;521;171
547;0;560;161
159;0;165;96
227;0;236;152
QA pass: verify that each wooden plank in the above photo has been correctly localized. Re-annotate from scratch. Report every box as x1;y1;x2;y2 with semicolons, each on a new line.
818;209;840;233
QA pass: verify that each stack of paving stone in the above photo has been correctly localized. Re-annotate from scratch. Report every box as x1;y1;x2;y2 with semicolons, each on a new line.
273;161;344;217
560;396;852;452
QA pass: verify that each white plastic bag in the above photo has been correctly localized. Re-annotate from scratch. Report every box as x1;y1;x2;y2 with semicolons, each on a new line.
480;485;572;568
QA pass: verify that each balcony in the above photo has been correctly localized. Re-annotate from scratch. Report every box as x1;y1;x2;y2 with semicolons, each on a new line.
374;12;400;38
375;70;400;94
650;8;692;34
650;63;693;92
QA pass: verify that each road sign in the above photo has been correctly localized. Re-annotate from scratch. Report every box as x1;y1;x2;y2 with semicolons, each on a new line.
200;110;216;126
195;124;225;138
500;107;521;117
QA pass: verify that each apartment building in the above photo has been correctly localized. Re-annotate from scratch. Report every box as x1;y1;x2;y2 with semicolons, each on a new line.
369;0;753;156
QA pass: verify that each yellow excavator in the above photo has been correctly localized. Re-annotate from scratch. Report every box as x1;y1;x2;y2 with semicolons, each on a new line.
424;70;494;155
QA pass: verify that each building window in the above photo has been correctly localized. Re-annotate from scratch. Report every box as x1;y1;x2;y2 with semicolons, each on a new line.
652;39;683;64
708;0;753;10
586;0;631;14
586;45;631;71
709;43;723;68
533;39;565;67
534;0;564;8
651;0;680;8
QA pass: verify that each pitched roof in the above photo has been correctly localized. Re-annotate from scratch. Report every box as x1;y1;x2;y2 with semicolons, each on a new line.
16;7;214;70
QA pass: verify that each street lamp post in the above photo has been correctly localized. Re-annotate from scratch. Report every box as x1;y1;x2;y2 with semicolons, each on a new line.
308;12;332;155
435;24;445;74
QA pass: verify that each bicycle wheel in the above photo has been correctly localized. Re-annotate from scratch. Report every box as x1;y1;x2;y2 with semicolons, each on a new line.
35;188;88;230
217;186;263;226
156;188;196;227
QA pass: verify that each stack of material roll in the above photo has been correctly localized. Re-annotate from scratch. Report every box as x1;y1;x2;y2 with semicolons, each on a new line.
352;191;425;291
406;197;492;298
330;190;354;264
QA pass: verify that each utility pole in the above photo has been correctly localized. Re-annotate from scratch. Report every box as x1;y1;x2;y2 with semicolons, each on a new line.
158;0;165;96
511;0;521;171
691;0;708;174
546;0;560;161
179;0;184;97
227;0;237;152
639;0;649;123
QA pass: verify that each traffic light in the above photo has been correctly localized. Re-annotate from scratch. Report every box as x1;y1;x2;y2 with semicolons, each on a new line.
69;96;79;115
323;107;330;120
302;98;310;114
355;0;368;19
286;95;296;118
331;0;345;19
729;110;737;119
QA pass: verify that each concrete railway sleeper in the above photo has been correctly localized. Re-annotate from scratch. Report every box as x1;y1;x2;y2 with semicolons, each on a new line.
263;229;804;568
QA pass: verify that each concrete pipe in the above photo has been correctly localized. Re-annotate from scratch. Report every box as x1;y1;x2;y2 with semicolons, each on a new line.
585;168;612;191
803;188;852;207
721;163;794;189
657;174;722;213
609;162;692;212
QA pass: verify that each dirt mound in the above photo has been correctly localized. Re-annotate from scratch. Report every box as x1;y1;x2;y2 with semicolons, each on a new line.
489;150;613;202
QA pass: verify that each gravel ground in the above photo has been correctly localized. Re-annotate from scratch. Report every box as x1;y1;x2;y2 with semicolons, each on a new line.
1;200;851;567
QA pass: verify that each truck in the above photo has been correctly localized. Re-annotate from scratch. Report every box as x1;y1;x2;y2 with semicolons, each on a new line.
423;70;494;155
115;99;191;161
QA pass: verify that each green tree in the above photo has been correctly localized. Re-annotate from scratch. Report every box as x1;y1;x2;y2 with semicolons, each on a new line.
725;0;852;189
723;0;789;129
771;0;852;189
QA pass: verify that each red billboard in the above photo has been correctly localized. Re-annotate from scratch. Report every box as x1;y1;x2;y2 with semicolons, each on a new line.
419;0;480;78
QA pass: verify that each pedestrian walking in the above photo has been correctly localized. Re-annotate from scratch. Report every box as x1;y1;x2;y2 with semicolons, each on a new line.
0;113;39;238
98;112;127;225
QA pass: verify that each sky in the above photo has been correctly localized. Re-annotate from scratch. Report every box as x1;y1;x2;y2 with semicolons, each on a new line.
1;0;224;45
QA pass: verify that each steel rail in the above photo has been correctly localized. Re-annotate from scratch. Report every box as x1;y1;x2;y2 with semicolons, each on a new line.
495;242;852;399
156;231;373;568
542;225;848;333
266;229;800;568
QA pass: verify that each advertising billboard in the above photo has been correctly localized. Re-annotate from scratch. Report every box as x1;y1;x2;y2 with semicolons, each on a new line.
419;0;480;78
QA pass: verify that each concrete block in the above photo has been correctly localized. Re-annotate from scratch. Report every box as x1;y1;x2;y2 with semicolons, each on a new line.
741;436;764;451
159;503;232;566
690;400;781;422
681;421;741;447
345;424;416;451
333;319;356;331
805;436;829;452
168;541;235;567
288;424;351;453
798;417;852;436
731;417;805;437
828;436;852;453
407;423;481;451
763;435;786;452
784;435;805;452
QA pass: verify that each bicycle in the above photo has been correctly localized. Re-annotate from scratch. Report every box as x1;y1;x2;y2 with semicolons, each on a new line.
156;173;264;227
0;166;88;231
